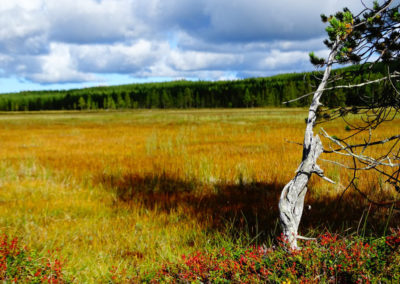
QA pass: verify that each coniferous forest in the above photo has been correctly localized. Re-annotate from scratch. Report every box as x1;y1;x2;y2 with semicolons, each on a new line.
0;63;398;111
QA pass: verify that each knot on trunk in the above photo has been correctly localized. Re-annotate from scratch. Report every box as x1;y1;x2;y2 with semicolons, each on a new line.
298;134;324;173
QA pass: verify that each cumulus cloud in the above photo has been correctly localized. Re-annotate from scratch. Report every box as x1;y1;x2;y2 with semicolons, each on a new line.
153;0;363;43
72;40;169;73
0;5;48;55
0;0;369;86
22;43;96;83
46;0;145;44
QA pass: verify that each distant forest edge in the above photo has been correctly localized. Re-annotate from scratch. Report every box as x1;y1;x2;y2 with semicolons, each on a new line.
0;63;398;111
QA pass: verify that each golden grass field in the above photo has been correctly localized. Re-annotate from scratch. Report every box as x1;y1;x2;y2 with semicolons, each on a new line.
0;108;398;282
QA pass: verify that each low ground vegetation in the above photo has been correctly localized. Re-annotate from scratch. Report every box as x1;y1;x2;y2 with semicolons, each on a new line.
0;234;68;283
155;230;400;283
0;109;398;282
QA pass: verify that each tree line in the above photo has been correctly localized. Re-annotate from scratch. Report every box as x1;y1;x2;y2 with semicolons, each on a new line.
0;63;397;111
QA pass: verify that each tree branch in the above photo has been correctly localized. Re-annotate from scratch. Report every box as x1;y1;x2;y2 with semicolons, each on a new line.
324;134;400;154
283;73;400;105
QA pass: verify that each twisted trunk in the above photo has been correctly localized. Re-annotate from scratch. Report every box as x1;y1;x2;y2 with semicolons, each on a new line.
279;44;338;249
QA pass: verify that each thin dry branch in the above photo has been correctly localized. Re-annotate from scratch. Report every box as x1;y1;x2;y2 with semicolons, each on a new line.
324;134;400;154
283;73;400;105
320;128;400;168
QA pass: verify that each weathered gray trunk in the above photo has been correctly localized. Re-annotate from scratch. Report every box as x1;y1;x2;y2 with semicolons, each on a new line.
279;45;338;250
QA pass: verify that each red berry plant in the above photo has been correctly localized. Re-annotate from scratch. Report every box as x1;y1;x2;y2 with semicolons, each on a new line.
155;229;400;283
0;234;68;283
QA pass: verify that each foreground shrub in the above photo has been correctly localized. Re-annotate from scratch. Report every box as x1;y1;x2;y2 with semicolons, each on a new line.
155;229;400;283
0;234;68;283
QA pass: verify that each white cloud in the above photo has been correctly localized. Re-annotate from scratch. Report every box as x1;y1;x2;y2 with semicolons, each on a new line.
259;50;310;69
72;40;169;73
0;0;370;87
0;0;44;11
167;50;240;71
0;5;48;55
46;0;145;44
154;0;365;42
28;43;96;83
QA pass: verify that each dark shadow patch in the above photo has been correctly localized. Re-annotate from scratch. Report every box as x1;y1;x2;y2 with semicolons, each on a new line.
95;172;281;240
94;172;399;241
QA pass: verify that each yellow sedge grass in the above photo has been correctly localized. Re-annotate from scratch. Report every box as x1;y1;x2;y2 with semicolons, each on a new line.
0;108;398;281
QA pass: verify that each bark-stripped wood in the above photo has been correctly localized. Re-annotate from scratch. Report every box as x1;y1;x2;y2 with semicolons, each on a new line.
278;41;339;250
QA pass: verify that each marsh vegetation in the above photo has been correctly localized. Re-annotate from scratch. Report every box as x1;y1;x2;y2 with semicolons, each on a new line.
0;109;399;281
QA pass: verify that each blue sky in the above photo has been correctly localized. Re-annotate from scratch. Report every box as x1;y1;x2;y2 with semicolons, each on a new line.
0;0;366;93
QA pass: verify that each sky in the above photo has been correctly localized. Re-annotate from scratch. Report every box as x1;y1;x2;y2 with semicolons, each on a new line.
0;0;367;93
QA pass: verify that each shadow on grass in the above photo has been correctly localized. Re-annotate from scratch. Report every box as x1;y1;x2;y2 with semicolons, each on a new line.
94;172;399;240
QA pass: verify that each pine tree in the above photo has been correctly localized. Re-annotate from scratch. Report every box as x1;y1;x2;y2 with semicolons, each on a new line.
183;87;193;108
243;88;252;107
279;0;400;249
161;90;171;108
150;90;160;108
176;91;184;108
78;97;86;110
117;93;125;109
87;95;92;110
124;93;132;108
107;96;116;109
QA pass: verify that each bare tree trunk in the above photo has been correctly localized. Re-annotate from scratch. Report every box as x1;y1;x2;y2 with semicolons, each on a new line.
279;44;338;250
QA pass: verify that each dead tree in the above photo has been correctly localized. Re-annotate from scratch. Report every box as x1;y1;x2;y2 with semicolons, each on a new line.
279;0;400;249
